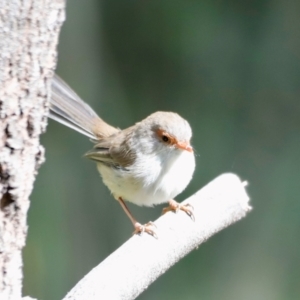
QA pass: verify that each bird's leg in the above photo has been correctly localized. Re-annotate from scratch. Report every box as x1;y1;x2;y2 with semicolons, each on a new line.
117;197;157;238
162;199;195;221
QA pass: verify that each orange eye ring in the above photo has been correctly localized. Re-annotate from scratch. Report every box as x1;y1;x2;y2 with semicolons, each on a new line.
156;129;193;152
156;129;174;145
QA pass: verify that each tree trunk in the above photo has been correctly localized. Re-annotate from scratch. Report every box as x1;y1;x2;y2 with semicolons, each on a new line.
0;1;65;299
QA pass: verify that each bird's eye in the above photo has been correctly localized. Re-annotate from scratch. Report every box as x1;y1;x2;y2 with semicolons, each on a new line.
162;135;169;142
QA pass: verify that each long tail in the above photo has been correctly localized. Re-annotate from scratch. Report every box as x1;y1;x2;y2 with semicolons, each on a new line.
50;74;119;140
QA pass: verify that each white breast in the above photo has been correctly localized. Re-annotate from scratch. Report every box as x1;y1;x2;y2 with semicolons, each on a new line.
97;149;195;207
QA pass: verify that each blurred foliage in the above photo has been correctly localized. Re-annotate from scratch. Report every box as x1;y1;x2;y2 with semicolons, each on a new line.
23;0;300;299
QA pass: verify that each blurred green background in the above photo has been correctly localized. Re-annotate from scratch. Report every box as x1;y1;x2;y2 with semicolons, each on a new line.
23;0;300;299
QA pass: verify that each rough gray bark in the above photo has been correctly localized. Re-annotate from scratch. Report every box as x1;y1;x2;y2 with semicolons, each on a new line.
63;173;251;300
0;1;65;299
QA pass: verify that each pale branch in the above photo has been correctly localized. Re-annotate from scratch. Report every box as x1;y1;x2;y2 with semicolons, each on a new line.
63;173;251;300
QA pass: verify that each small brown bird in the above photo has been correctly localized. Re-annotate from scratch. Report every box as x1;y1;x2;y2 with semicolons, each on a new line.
50;75;195;236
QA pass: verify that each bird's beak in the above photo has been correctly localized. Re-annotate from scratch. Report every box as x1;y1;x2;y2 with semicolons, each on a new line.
176;141;193;152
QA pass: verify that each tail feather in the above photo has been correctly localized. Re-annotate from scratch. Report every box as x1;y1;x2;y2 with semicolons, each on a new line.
50;75;119;139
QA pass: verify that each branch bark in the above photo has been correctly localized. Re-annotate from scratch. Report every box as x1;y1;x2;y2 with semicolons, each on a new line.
0;1;65;299
63;173;251;300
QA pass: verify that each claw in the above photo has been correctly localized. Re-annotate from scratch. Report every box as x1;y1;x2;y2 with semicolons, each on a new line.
162;199;195;221
133;221;158;239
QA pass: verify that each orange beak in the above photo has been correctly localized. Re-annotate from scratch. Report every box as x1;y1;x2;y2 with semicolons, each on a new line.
175;141;193;152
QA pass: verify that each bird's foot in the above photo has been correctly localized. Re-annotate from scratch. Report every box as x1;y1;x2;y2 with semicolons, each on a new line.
162;199;195;221
133;221;158;239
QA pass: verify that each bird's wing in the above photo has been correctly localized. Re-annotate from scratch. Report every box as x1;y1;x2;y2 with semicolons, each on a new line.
84;127;136;169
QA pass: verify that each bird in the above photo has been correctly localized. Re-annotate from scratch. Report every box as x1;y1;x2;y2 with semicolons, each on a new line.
49;74;196;237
